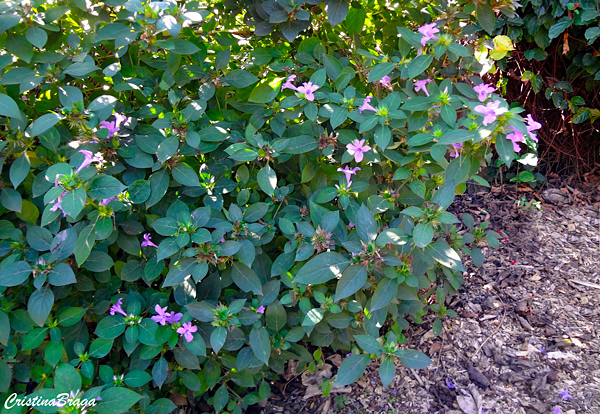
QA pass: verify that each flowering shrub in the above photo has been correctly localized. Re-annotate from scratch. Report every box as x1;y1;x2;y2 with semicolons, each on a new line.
0;1;540;413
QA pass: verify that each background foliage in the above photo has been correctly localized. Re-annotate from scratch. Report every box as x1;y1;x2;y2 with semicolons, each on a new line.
0;0;538;413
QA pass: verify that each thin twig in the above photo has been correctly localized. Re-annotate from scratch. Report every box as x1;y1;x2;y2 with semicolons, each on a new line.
474;291;507;358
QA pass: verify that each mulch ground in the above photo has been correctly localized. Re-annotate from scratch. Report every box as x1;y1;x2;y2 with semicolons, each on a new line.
256;178;600;414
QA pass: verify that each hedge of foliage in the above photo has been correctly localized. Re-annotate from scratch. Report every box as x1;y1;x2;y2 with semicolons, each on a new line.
0;1;541;413
488;0;600;125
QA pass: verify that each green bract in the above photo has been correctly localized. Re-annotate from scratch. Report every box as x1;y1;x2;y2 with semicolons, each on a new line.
0;1;536;413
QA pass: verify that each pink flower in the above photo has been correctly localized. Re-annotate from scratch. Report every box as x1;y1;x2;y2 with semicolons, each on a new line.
414;79;432;97
281;75;298;92
50;191;67;216
348;221;355;228
100;197;117;206
448;142;463;158
99;121;119;137
474;100;508;126
337;166;360;185
177;322;197;342
141;233;158;248
166;311;183;324
110;298;128;317
473;83;495;102
558;389;573;401
418;23;440;46
505;127;525;152
359;96;377;114
525;114;541;143
151;305;170;325
75;150;101;174
380;76;392;88
256;306;265;314
296;82;319;101
346;139;372;163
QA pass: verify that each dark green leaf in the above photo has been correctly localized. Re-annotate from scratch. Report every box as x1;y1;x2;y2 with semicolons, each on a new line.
231;262;263;295
294;252;350;285
336;354;369;386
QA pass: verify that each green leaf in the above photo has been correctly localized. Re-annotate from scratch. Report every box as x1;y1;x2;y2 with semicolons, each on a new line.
249;78;281;103
0;311;9;345
0;93;22;120
27;112;63;137
336;354;369;386
496;133;515;167
374;125;392;150
379;358;395;388
405;54;433;79
370;277;397;311
471;246;484;267
95;315;126;339
356;204;377;242
172;163;201;187
210;326;227;353
22;327;48;351
26;27;48;49
266;301;287;333
399;349;433;369
157;39;199;54
0;261;32;287
334;265;367;302
48;262;76;286
0;14;20;34
412;223;434;248
124;370;152;387
58;307;86;327
54;363;82;393
375;228;410;246
95;387;141;414
222;69;259;88
88;175;125;199
354;335;383;354
585;27;600;44
250;326;271;364
83;250;114;272
61;188;86;217
294;252;350;285
548;16;572;40
257;164;277;196
213;385;229;413
44;340;62;367
345;6;366;35
231;262;263;295
128;179;151;204
152;217;179;236
326;0;349;26
63;61;99;77
149;399;176;414
476;1;495;35
89;338;114;358
10;152;30;188
367;62;395;83
162;258;195;287
152;357;168;389
185;333;207;356
427;239;464;271
323;54;343;81
74;224;96;266
146;169;169;208
1;187;22;212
